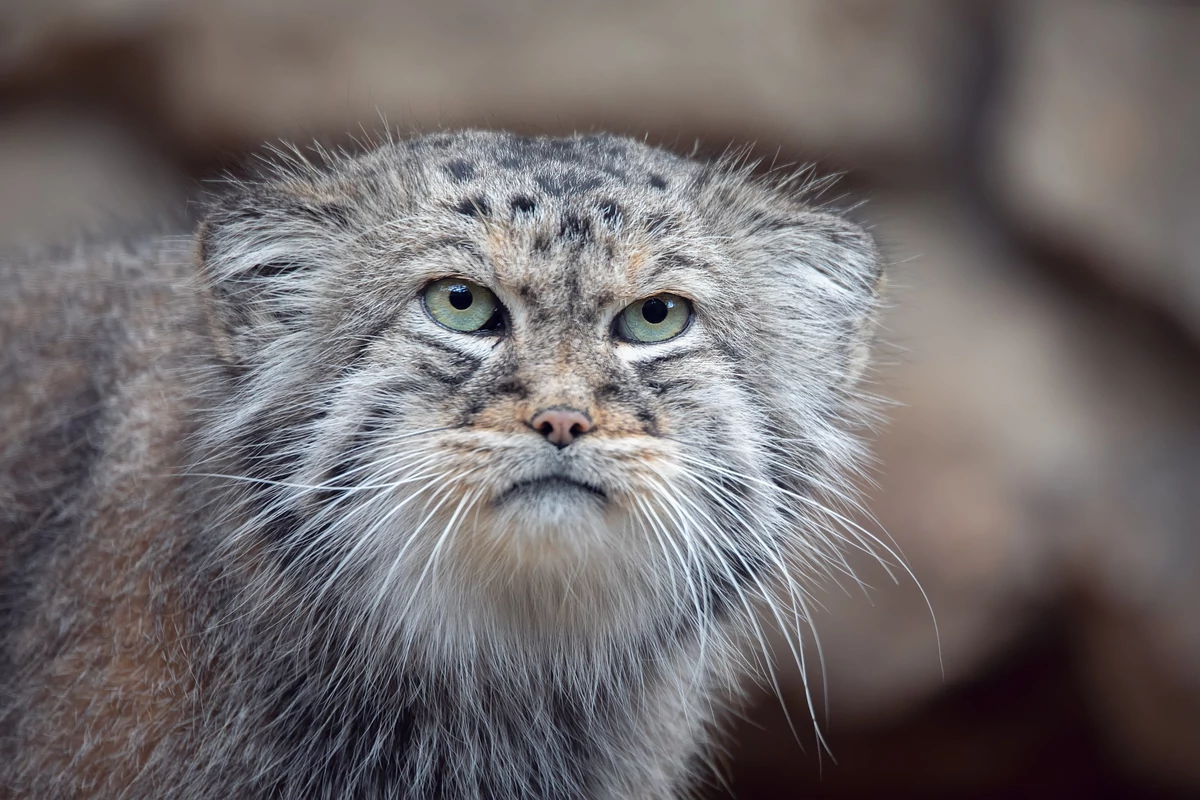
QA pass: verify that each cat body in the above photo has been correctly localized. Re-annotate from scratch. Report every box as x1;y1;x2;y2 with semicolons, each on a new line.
0;131;882;798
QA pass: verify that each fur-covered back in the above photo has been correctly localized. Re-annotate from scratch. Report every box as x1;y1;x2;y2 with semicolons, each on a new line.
0;131;884;798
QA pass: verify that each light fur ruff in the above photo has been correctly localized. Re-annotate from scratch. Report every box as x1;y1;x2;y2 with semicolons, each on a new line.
0;130;885;799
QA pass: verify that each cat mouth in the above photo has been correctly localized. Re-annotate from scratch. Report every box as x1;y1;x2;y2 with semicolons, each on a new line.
494;476;608;506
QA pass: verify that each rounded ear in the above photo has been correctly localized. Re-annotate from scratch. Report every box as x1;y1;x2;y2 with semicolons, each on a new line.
196;184;356;364
734;207;885;394
796;210;885;390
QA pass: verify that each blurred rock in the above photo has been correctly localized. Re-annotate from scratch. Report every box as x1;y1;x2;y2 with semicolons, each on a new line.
1;0;978;170
988;1;1200;342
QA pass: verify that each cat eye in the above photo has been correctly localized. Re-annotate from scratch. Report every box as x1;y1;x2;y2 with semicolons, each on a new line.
423;278;505;333
614;293;692;343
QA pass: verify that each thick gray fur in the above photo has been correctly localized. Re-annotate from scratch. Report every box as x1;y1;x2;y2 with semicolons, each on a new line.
0;130;884;799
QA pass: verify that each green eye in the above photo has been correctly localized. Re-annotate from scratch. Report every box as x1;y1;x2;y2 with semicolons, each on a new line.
615;293;692;343
423;278;503;333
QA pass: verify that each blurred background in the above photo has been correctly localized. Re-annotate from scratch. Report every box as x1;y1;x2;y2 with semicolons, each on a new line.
2;0;1197;795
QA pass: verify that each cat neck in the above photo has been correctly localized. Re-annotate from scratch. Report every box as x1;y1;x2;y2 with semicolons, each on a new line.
192;576;727;799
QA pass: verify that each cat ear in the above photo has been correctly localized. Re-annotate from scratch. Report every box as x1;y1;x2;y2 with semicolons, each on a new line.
740;209;885;392
197;184;355;363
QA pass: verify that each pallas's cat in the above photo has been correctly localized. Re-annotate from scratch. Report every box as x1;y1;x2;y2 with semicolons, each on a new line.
1;131;884;799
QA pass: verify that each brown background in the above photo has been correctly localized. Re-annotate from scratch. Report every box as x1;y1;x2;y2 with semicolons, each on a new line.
2;1;1198;796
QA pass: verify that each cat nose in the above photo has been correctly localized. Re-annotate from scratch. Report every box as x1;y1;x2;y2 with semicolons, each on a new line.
529;407;593;449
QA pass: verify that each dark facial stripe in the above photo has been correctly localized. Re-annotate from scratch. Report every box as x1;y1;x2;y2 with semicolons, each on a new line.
632;347;706;369
403;330;486;358
413;356;479;387
637;375;696;397
634;406;659;435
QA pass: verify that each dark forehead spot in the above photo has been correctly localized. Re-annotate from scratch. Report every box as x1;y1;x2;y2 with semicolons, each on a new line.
452;196;490;218
559;213;591;241
510;196;537;215
597;200;622;225
444;159;476;183
535;172;603;198
648;174;668;190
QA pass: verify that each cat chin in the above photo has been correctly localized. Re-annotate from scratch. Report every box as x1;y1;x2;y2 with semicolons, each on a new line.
346;480;663;641
439;493;655;589
469;495;625;566
361;503;667;654
492;478;608;523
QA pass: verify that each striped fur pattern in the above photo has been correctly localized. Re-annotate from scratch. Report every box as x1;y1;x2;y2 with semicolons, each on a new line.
0;131;884;798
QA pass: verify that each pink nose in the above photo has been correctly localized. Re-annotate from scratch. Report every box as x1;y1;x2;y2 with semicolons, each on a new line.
529;407;593;449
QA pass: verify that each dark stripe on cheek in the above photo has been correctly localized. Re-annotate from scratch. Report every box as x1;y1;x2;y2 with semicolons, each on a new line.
712;337;744;362
635;406;659;435
332;407;397;490
461;394;488;421
413;353;481;387
492;378;528;400
637;376;695;397
414;363;470;387
404;331;480;358
632;347;705;369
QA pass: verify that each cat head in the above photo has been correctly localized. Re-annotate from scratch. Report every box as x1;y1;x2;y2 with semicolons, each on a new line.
196;131;883;652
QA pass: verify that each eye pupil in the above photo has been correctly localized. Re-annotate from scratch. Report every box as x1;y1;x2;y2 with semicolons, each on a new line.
641;298;668;324
448;286;473;310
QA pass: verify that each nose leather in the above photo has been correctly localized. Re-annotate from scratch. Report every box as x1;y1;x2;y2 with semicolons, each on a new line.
529;407;593;448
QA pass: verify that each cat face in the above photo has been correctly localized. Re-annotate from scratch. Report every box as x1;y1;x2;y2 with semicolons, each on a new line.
198;132;882;646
